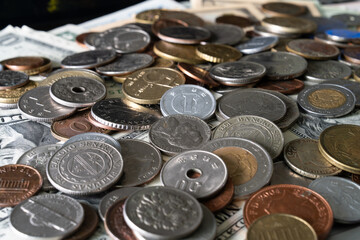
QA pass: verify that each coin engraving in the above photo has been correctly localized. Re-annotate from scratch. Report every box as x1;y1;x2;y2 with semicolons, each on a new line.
308;89;346;109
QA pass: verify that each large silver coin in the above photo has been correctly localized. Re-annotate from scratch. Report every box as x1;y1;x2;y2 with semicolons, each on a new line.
322;79;360;108
305;60;352;82
18;86;76;122
50;76;106;108
201;137;273;199
47;140;123;195
10;194;84;240
63;132;121;151
297;83;356;117
123;186;203;239
309;177;360;224
213;115;284;159
149;115;211;155
16;144;62;191
270;161;312;187
61;49;117;69
160;150;228;199
160;84;216;120
236;36;279;54
204;23;244;45
0;70;29;90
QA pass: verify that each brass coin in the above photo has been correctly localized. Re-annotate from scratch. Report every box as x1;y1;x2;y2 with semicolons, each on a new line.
122;67;185;104
262;16;317;34
135;9;204;26
0;81;36;104
195;44;242;63
112;75;128;83
286;39;340;60
261;2;306;17
151;57;174;68
308;89;346;109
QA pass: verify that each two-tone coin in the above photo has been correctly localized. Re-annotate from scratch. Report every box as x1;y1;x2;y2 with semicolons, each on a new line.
305;60;352;82
322;79;360;108
61;49;117;69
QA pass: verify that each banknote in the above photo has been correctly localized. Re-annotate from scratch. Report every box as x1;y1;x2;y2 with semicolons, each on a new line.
49;24;88;42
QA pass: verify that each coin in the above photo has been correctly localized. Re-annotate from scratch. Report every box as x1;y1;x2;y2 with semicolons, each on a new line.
270;161;313;187
122;67;185;104
215;15;256;28
314;32;357;48
195;44;242;63
286;39;340;60
201;178;234;212
309;176;360;224
84;32;100;49
21;57;52;76
254;25;301;39
152;18;188;37
158;26;211;44
305;60;352;82
343;47;360;65
76;32;96;48
319;124;360;174
243;184;333;240
326;29;360;42
352;174;360;184
151;57;174;68
308;16;347;33
331;14;360;28
236;36;279;54
2;56;45;71
61;49;117;69
0;70;29;90
136;9;204;26
204;23;244;45
177;62;220;88
297;83;356;117
0;80;36;104
262;16;317;34
261;2;306;16
256;79;304;95
322;79;360;108
87;110;119;130
63;132;121;151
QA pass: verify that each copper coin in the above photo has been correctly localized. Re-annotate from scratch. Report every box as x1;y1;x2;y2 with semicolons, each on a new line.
152;18;188;37
0;164;43;207
177;62;220;88
216;15;257;28
344;47;360;65
286;39;340;60
3;56;44;71
75;32;96;48
105;199;137;240
352;174;360;185
87;111;120;131
243;184;333;240
51;110;112;141
201;178;234;212
255;79;304;95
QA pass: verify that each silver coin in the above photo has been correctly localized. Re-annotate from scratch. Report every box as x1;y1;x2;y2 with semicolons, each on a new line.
84;32;101;49
253;25;301;38
160;84;216;120
204;24;244;45
213;115;284;159
158;26;211;44
61;49;117;69
63;132;121;151
50;76;106;108
10;194;84;239
338;54;360;68
322;79;360;108
160;150;228;199
305;60;352;82
116;139;162;187
0;70;29;90
16;144;62;191
18;86;77;122
149;114;211;155
297;83;356;117
124;186;203;239
270;161;312;187
235;36;279;54
309;176;360;224
314;32;358;49
47;140;124;195
0;102;17;109
217;89;287;123
331;14;360;28
95;53;154;76
91;98;162;130
212;84;253;94
241;51;308;80
201;137;273;199
98;187;141;221
325;29;359;42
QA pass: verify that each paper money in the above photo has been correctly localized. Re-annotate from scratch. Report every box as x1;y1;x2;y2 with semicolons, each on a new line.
49;24;88;42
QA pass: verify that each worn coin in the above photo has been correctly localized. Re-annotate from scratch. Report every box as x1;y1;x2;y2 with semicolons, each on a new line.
331;13;360;28
0;80;36;104
76;32;96;48
135;9;204;26
343;47;360;65
0;70;29;90
215;15;256;28
195;44;242;63
261;16;317;34
261;2;306;16
158;26;211;44
305;60;352;82
204;23;244;45
177;62;220;88
83;32;101;49
256;79;304;95
61;49;117;69
286;39;340;60
322;79;360;108
325;29;360;42
152;18;188;37
314;32;357;49
270;161;313;187
201;178;234;212
63;132;121;152
236;36;279;54
87;110;119;130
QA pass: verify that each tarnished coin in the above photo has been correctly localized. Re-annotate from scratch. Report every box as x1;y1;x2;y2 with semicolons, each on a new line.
63;132;121;152
325;29;360;42
286;39;340;60
305;60;352;82
309;176;360;224
204;23;244;45
149;115;211;155
241;52;307;80
47;140;124;195
0;80;36;104
0;70;29;90
261;16;317;34
124;186;203;239
177;62;220;88
256;79;304;95
158;26;211;44
50;76;106;107
236;36;279;54
213;115;284;159
343;47;360;65
297;83;356;117
76;32;96;48
195;44;242;63
135;9;204;26
61;49;117;69
152;18;188;37
160;84;216;120
10;194;84;239
270;161;313;187
331;14;360;28
215;15;256;28
18;86;77;122
322;79;360;108
261;2;306;16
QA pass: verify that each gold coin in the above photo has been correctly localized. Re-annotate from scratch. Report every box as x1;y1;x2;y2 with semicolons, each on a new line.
195;44;242;63
0;81;37;104
22;58;52;76
153;41;204;64
112;75;128;83
308;89;346;109
135;9;162;24
262;17;317;34
122;67;185;104
151;57;175;68
319;124;360;174
37;69;104;86
247;213;317;240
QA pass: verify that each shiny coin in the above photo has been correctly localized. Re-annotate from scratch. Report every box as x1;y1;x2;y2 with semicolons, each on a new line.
195;44;242;63
201;137;273;199
18;86;77;122
261;2;306;16
297;83;356;117
18;57;51;76
270;161;312;187
136;9;204;26
286;39;340;60
213;115;284;159
0;80;36;104
262;16;317;34
160;150;228;199
160;84;216;120
256;79;304;95
236;36;279;54
149;114;211;155
47;140;124;195
64;132;121;151
61;49;117;69
343;47;360;65
331;13;360;28
158;26;211;44
2;56;45;71
10;194;84;239
204;23;244;45
215;15;256;28
124;186;203;239
309;176;360;224
201;178;234;212
50;76;106;108
241;51;307;80
254;25;301;39
0;70;29;90
326;29;360;42
177;62;220;88
305;60;352;82
322;79;360;108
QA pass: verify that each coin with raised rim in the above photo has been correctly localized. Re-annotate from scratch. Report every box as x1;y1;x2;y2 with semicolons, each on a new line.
256;79;304;95
153;41;204;64
286;39;340;60
305;60;352;82
63;132;121;152
322;79;360;108
158;26;211;44
0;81;36;104
262;16;316;34
270;161;313;187
0;70;29;90
236;36;279;54
195;44;242;63
177;62;220;88
61;49;117;69
2;56;45;71
261;2;306;16
204;23;244;45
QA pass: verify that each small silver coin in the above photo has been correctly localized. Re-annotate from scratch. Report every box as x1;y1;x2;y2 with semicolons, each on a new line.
331;14;360;28
322;79;360;108
0;70;29;90
10;194;84;239
50;76;106;108
270;161;312;187
305;60;352;82
149;114;211;155
236;36;279;54
158;26;211;44
47;140;124;195
201;137;273;199
61;49;117;69
253;25;301;38
241;51;308;80
204;24;244;45
16;144;62;191
297;83;356;117
63;132;121;151
95;53;154;76
18;86;77;122
160;150;228;199
160;84;216;120
309;176;360;224
84;32;100;49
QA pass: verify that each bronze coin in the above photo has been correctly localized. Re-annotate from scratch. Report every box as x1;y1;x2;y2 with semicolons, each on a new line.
177;62;220;88
51;110;111;141
152;18;188;38
352;174;360;184
87;111;120;131
216;15;257;28
243;184;333;240
255;79;304;95
3;56;45;71
343;47;360;65
201;178;234;212
75;32;96;48
286;39;340;60
0;164;43;207
261;2;306;17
